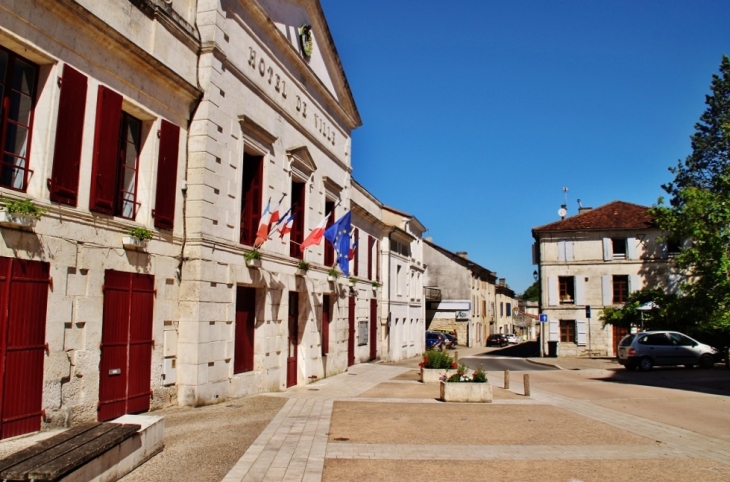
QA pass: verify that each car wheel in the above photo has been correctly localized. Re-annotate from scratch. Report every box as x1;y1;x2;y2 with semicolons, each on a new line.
699;355;714;369
638;357;653;371
624;363;637;371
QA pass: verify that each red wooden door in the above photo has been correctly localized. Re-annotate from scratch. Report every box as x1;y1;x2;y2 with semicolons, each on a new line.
348;297;355;367
98;270;154;422
286;292;298;388
369;299;378;361
234;287;255;374
612;325;630;357
0;258;50;440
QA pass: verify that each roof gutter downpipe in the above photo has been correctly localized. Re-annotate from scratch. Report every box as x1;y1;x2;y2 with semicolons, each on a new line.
387;226;396;361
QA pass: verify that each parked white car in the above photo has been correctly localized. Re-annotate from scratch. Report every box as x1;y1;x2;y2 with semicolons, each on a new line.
505;333;519;344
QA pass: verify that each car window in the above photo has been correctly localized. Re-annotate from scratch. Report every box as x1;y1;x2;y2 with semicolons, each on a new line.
669;333;695;346
638;333;671;346
619;334;635;346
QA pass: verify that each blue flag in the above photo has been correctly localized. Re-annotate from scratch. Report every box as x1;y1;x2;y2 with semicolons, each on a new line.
324;211;352;277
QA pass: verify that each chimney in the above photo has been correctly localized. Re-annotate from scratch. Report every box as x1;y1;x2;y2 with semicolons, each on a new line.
455;251;468;259
498;278;505;287
577;199;592;214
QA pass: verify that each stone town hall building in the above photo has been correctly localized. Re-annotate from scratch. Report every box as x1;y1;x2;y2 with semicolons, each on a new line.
0;0;429;440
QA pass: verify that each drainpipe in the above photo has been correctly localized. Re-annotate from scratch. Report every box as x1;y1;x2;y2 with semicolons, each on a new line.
386;226;396;360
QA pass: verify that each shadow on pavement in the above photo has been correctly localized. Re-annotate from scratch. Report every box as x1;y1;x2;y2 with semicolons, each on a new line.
482;341;541;358
597;365;730;398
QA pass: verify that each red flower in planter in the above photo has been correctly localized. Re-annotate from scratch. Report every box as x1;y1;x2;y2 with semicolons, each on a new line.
451;361;458;369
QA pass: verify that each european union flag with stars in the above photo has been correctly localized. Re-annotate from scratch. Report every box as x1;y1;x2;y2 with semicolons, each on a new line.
324;211;352;277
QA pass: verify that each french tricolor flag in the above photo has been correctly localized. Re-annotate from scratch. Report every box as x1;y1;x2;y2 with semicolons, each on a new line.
277;210;295;238
254;199;271;247
349;231;358;260
299;213;330;253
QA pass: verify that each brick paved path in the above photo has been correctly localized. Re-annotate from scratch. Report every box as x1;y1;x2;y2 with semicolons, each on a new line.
222;363;730;482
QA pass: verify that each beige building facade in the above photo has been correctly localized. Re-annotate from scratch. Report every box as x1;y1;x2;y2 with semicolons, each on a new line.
532;201;674;357
0;0;200;437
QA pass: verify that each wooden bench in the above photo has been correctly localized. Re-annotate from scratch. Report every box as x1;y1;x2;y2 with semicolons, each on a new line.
0;422;141;481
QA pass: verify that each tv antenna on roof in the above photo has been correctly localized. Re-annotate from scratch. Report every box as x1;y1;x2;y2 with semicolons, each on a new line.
558;186;568;219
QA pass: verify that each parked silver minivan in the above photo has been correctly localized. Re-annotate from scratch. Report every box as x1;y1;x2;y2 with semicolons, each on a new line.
617;330;718;371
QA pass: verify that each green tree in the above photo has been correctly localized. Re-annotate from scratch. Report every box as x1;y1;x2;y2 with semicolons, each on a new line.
652;55;730;330
663;55;730;205
519;280;539;301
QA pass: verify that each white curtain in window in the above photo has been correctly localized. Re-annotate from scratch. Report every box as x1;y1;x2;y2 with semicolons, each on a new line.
602;238;611;261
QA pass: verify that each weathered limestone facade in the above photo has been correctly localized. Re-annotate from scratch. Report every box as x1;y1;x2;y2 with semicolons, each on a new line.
381;206;426;361
180;0;362;405
0;0;200;434
533;201;673;357
423;240;516;347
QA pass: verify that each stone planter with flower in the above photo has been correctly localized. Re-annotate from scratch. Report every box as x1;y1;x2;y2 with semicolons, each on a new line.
295;260;309;276
327;268;338;282
419;350;458;383
123;226;153;251
439;365;492;403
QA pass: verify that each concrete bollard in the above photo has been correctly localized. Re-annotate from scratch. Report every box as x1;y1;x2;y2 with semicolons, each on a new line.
454;351;459;365
504;369;510;389
523;374;531;396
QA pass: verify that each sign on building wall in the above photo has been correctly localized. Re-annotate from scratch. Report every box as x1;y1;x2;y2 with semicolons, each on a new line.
455;311;469;321
358;320;368;346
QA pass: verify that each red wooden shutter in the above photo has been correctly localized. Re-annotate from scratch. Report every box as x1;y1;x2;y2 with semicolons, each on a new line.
321;294;330;355
234;287;255;374
353;228;359;276
90;86;122;215
0;259;50;439
376;240;381;281
240;154;262;245
289;182;305;259
50;64;87;206
324;201;334;266
153;120;180;229
368;237;374;280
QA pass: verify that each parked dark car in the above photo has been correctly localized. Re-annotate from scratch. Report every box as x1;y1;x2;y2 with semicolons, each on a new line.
426;331;445;350
439;332;458;349
486;334;508;347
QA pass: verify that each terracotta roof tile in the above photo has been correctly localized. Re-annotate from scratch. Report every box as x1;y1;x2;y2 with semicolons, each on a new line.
532;201;655;233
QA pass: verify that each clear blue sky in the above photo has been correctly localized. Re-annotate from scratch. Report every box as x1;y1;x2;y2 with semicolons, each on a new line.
320;0;730;294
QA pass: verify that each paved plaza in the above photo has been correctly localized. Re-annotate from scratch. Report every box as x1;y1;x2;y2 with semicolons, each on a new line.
217;352;730;482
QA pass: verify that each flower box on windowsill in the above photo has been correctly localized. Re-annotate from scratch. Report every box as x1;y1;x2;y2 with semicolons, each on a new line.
295;268;307;277
0;211;36;229
122;236;148;251
440;381;493;403
246;258;261;268
327;275;337;282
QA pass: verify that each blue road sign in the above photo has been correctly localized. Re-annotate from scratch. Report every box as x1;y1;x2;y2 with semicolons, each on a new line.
539;314;548;323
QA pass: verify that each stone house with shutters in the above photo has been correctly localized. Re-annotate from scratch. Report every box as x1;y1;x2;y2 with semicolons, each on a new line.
381;205;426;361
532;201;675;357
0;0;200;438
423;240;517;347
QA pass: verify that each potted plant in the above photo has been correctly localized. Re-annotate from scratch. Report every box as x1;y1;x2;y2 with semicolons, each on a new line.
348;276;357;287
0;198;47;228
295;260;309;276
244;249;262;268
439;365;492;403
327;268;338;282
371;281;381;291
123;226;153;250
419;350;458;383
